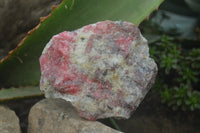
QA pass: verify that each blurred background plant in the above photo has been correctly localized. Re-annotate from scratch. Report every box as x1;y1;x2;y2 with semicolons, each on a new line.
149;35;200;111
140;0;200;112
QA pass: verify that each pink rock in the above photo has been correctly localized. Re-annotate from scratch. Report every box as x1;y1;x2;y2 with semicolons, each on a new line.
40;20;157;120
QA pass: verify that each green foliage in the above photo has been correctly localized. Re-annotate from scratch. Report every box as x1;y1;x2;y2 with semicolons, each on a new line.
160;85;200;111
109;118;121;131
150;35;200;111
0;87;41;102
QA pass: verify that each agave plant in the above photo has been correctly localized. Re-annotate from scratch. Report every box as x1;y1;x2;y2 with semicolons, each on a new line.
0;0;164;101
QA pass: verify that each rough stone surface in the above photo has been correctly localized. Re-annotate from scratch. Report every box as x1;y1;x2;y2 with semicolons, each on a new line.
0;106;21;133
28;98;122;133
40;20;157;120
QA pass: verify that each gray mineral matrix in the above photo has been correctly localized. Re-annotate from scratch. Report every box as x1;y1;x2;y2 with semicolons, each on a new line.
40;20;158;120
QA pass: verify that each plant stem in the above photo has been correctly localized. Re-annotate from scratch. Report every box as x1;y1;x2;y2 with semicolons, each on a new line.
109;118;121;131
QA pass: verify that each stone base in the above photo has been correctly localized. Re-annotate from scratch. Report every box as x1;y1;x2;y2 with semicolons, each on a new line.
28;98;122;133
0;106;21;133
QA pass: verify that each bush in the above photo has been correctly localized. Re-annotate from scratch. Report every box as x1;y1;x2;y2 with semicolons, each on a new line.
150;35;200;111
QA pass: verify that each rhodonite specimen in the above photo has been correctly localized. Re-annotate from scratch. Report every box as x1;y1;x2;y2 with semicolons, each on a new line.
40;20;157;120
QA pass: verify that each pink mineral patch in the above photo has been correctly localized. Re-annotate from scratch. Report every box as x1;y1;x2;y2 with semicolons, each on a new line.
40;20;157;120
